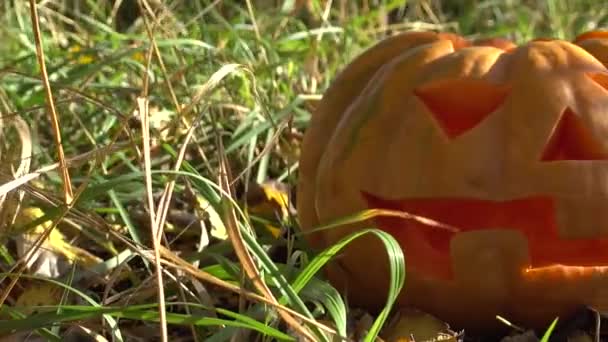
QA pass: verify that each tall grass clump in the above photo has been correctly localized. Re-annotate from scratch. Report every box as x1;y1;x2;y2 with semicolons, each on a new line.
0;1;605;341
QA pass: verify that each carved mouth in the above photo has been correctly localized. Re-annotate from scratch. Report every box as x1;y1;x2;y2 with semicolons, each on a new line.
361;191;608;280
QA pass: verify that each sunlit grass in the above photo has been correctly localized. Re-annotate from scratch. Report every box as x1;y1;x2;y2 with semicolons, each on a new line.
0;0;605;341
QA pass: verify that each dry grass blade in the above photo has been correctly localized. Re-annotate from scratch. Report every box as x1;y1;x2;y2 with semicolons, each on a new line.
27;0;73;204
9;116;32;182
155;120;197;249
180;63;246;120
217;153;316;341
137;0;180;114
0;115;32;236
150;104;201;340
231;120;289;187
0;142;130;198
0;172;41;200
138;96;169;342
153;65;243;241
306;207;461;238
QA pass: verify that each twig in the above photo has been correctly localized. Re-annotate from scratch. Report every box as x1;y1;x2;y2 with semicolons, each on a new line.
138;96;168;342
134;4;170;339
28;0;73;204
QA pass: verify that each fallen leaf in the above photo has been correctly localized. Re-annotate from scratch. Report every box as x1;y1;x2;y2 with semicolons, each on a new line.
14;281;63;315
14;207;102;277
195;195;228;240
382;309;458;342
245;180;293;238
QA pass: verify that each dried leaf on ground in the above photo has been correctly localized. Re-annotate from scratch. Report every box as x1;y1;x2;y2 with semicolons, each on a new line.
245;180;293;238
13;207;102;277
381;309;458;342
14;281;63;315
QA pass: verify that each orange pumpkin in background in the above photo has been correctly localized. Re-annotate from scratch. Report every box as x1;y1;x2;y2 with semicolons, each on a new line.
296;30;608;331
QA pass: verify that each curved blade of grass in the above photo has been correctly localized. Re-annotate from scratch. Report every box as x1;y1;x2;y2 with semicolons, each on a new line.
74;248;136;284
78;172;144;203
115;309;294;341
201;259;347;340
107;188;145;246
278;26;344;44
255;127;274;183
196;223;402;341
299;278;348;338
218;154;320;342
540;317;559;342
243;197;416;337
289;227;405;341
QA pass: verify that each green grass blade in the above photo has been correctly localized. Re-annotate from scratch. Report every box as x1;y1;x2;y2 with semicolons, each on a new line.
540;317;559;342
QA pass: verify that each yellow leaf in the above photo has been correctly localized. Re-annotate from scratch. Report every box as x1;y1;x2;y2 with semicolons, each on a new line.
14;282;63;315
68;45;82;53
15;207;102;273
245;181;292;238
131;51;146;63
195;195;228;240
67;45;94;65
77;55;95;64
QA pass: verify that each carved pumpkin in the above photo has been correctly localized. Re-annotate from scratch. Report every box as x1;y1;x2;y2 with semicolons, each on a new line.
297;30;608;330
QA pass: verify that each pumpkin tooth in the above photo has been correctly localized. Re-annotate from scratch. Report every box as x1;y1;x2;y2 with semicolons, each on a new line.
541;107;608;161
529;238;608;268
364;191;608;272
362;193;608;274
413;78;510;139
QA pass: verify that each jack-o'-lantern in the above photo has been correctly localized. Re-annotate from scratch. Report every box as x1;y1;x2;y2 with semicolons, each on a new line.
297;30;608;331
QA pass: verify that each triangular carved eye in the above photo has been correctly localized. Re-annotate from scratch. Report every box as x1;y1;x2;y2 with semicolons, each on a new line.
541;107;608;161
414;78;510;139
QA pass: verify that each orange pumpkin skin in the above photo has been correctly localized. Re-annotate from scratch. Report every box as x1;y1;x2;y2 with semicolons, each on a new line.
297;31;608;331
